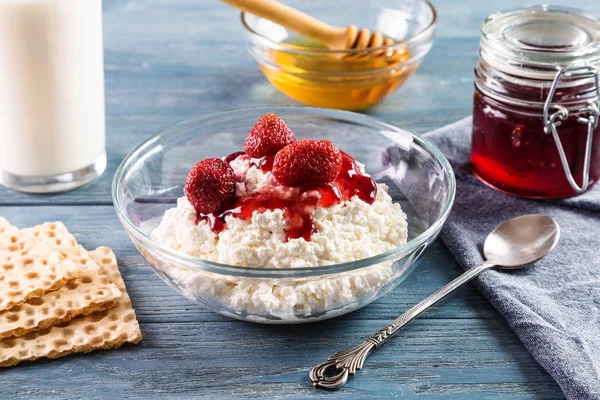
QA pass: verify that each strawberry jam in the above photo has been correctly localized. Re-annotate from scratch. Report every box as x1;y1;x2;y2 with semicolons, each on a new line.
471;89;600;198
223;188;325;241
471;6;600;198
248;155;274;173
198;151;377;241
224;151;246;164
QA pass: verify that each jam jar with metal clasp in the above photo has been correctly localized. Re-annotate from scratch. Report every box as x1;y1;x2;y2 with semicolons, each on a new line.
471;5;600;198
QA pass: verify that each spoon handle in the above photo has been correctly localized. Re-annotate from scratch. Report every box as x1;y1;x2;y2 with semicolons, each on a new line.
309;261;495;391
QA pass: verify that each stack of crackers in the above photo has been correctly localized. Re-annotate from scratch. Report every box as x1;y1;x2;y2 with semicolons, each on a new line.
0;217;142;367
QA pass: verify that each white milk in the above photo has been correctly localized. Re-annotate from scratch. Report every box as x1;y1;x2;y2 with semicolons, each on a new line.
0;0;105;191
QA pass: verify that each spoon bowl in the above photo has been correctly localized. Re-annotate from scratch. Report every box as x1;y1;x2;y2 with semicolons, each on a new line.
310;214;560;390
484;214;560;269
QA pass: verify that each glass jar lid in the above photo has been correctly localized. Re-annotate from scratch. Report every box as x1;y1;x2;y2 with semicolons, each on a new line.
481;5;600;78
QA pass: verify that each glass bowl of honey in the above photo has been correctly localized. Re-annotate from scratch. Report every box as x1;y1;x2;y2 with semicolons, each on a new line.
241;0;437;110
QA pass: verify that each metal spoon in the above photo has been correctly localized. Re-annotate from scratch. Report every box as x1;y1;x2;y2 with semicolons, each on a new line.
309;214;560;391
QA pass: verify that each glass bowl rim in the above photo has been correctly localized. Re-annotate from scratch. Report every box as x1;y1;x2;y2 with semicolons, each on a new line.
240;0;438;56
112;106;456;279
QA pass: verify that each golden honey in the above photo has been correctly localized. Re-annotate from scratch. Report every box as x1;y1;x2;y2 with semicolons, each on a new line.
260;37;414;110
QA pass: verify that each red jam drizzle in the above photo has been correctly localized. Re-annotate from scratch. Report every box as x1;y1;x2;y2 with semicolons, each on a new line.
223;189;325;241
224;151;246;164
336;152;378;204
225;152;274;173
197;151;377;241
248;155;274;173
199;212;226;234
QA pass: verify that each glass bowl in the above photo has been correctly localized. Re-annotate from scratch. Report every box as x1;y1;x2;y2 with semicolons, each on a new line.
242;0;437;110
113;107;455;324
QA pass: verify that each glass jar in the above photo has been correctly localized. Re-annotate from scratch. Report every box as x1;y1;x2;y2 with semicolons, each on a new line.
471;5;600;198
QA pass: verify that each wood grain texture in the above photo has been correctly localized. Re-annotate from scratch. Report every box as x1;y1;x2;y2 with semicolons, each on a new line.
3;0;595;397
0;206;564;399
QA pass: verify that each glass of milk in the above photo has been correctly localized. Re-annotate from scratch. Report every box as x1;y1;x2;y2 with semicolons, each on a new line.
0;0;106;193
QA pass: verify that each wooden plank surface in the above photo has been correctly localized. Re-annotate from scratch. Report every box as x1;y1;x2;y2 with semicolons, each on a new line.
3;0;594;398
0;207;564;399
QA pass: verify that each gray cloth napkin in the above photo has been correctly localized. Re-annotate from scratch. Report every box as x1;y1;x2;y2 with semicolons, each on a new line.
423;117;600;400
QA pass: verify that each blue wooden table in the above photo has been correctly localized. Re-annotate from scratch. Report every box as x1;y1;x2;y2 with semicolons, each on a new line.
5;0;597;398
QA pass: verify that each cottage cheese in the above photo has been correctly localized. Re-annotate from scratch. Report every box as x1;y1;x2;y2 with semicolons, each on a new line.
151;156;408;320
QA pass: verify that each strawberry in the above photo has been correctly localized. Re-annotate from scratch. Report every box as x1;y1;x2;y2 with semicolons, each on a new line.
244;114;296;158
273;140;343;186
184;158;237;215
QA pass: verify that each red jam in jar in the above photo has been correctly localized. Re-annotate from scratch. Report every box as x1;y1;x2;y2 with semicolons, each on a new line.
471;5;600;198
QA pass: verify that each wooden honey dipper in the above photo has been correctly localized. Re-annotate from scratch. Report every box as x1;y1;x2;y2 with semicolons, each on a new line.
221;0;395;55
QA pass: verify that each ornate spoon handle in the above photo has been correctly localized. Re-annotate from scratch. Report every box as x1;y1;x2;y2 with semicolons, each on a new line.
309;262;495;390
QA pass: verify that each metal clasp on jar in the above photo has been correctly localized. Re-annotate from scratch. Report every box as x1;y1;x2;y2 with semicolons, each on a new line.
543;65;600;194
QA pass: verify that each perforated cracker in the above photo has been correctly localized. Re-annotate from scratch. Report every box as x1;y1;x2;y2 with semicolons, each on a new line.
0;247;142;367
22;221;78;248
0;222;123;339
0;244;122;340
0;222;82;311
